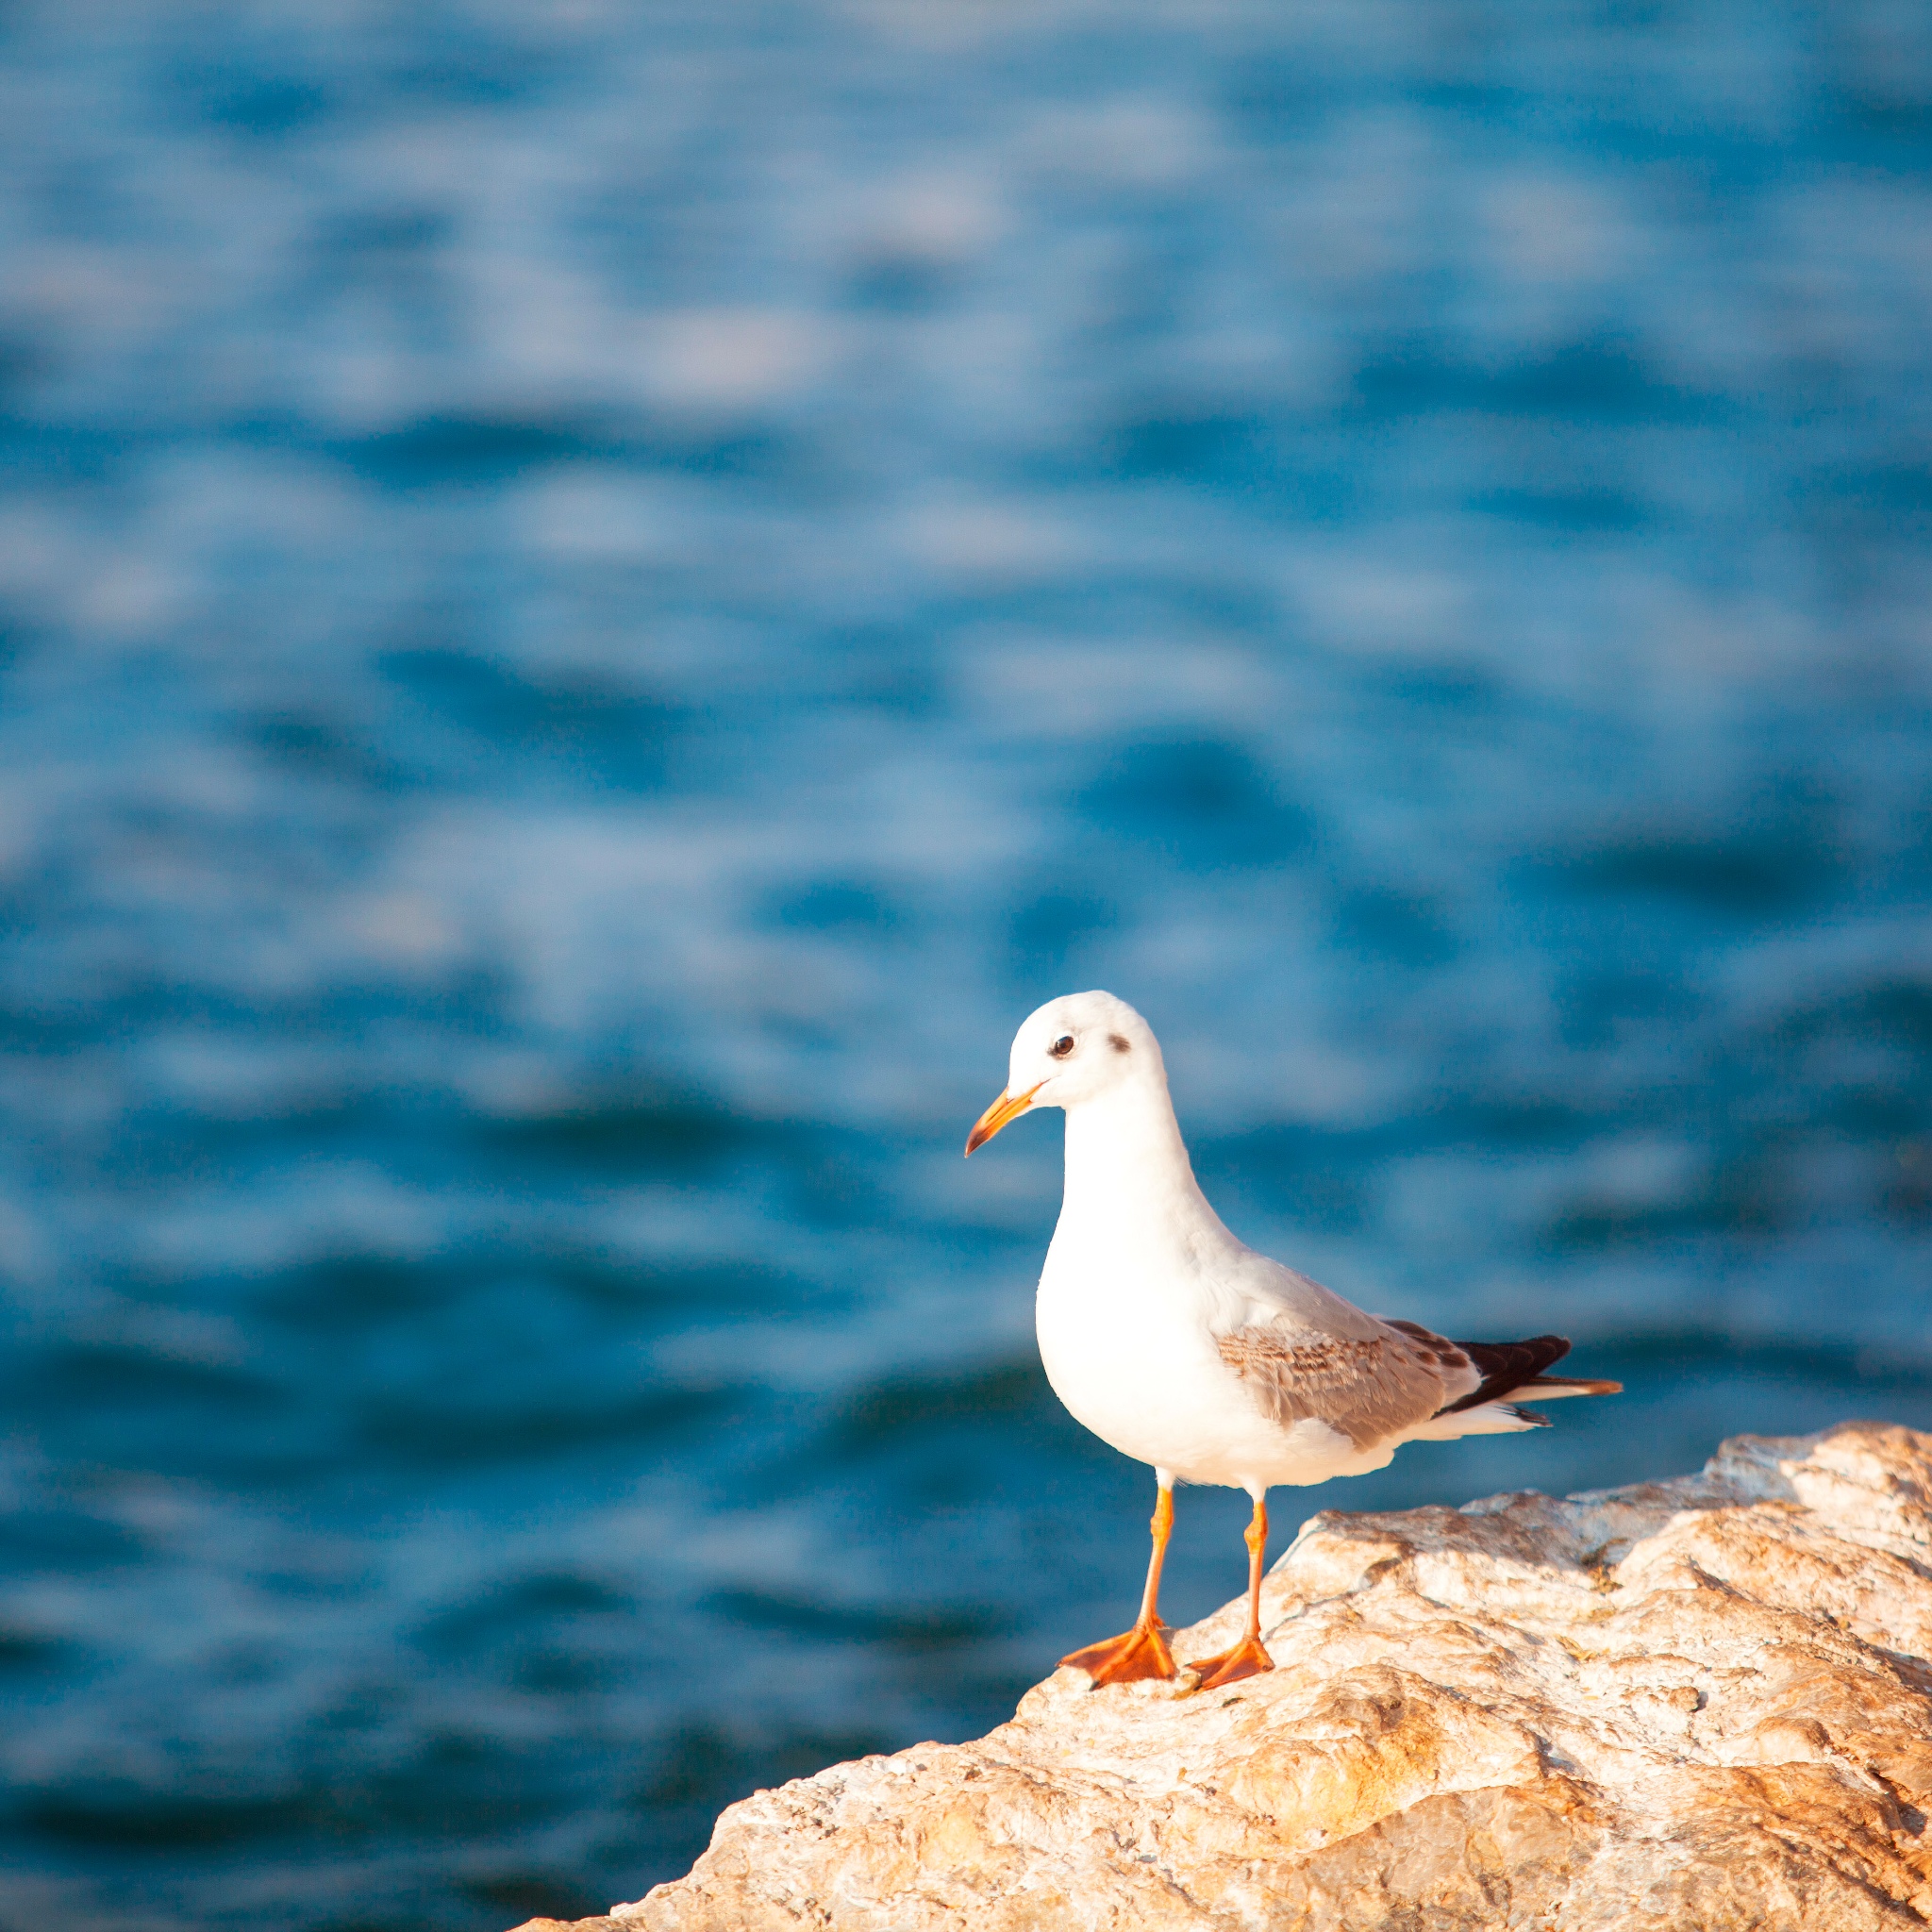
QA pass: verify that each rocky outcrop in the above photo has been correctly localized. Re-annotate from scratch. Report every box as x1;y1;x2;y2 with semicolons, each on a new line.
521;1421;1932;1931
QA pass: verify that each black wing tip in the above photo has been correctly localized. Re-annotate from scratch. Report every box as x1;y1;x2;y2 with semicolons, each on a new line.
1438;1334;1607;1416
1451;1333;1574;1360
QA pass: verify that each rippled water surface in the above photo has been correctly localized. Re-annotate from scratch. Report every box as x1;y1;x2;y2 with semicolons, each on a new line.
3;2;1931;1925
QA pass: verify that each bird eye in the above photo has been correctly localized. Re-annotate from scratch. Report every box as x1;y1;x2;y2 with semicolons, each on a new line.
1049;1034;1075;1058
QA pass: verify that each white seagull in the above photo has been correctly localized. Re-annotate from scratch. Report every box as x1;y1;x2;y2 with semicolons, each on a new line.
965;990;1621;1690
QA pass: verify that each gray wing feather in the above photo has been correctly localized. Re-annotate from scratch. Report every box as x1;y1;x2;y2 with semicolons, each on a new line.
1216;1319;1474;1450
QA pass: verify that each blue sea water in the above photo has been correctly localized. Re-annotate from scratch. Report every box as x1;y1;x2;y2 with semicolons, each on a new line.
1;1;1930;1925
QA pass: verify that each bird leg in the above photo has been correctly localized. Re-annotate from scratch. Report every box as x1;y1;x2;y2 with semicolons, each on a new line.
1060;1483;1176;1684
1187;1493;1274;1689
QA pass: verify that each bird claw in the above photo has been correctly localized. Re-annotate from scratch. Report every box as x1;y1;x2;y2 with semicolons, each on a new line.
1185;1632;1274;1690
1060;1619;1176;1685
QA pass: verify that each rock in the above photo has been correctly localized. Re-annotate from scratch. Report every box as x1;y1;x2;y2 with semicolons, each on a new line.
568;1422;1932;1931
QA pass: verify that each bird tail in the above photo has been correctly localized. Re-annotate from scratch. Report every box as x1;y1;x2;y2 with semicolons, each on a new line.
1434;1334;1622;1418
1402;1400;1554;1441
1512;1375;1624;1401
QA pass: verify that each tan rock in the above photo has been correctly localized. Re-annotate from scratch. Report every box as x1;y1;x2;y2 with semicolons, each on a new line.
554;1422;1932;1931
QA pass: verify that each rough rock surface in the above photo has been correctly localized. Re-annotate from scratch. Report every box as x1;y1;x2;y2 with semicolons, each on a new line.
519;1422;1932;1931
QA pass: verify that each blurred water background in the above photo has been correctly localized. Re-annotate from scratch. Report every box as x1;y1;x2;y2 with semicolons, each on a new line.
2;1;1930;1925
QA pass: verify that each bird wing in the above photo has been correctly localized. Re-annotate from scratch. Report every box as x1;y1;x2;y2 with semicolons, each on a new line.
1216;1313;1475;1451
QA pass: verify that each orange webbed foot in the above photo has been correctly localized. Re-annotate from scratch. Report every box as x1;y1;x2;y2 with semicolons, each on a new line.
1060;1620;1176;1685
1185;1632;1274;1690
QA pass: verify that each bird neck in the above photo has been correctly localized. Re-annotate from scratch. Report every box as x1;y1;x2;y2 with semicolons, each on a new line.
1059;1077;1224;1241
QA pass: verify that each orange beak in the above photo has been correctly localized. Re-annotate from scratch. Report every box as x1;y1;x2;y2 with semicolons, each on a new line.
964;1082;1043;1156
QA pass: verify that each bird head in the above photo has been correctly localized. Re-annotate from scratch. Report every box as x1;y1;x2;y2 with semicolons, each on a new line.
964;990;1159;1155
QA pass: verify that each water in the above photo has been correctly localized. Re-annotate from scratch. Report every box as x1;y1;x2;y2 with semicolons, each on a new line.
1;1;1929;1925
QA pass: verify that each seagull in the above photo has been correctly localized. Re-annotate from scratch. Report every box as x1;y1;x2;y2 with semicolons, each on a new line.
964;990;1621;1691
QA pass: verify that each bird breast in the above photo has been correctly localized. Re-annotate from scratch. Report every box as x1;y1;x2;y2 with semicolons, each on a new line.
1032;1221;1316;1484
